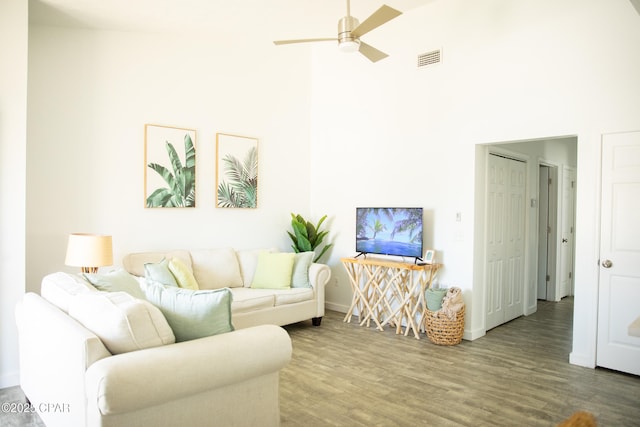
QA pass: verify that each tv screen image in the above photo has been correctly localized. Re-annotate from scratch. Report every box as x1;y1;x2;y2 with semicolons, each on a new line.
356;207;423;259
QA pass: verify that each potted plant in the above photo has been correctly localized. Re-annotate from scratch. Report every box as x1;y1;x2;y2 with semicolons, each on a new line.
287;213;333;263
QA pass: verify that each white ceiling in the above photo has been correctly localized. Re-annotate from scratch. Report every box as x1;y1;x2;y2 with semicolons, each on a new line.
29;0;436;41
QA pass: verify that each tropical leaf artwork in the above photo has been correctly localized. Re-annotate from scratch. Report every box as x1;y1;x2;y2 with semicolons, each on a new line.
145;127;196;208
216;134;258;208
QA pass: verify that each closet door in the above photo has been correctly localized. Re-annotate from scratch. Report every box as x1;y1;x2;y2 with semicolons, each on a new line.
486;154;526;330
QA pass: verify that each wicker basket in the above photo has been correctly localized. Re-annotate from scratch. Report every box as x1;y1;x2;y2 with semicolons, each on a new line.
424;305;465;345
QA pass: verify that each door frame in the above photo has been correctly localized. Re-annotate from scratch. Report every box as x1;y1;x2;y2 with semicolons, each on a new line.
537;163;559;301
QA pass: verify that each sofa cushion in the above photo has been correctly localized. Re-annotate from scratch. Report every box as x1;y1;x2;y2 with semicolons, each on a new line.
236;248;278;287
168;258;199;290
190;248;243;289
273;288;315;306
40;272;97;313
251;252;295;290
230;288;275;313
144;258;178;287
291;251;315;288
84;269;146;300
68;291;175;354
145;282;234;342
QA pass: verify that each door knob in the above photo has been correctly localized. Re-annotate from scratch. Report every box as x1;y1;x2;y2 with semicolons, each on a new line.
562;238;568;243
601;259;613;268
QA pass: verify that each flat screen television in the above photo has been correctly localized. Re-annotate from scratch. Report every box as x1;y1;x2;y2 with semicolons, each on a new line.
356;207;423;260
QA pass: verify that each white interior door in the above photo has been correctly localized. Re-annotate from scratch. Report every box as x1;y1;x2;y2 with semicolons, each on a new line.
597;131;640;376
504;159;526;322
486;155;506;330
558;167;576;299
486;154;526;330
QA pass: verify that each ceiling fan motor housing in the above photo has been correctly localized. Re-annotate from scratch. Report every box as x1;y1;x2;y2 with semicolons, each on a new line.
338;15;360;52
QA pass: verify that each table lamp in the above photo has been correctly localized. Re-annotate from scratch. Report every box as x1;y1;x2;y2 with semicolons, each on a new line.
65;233;113;274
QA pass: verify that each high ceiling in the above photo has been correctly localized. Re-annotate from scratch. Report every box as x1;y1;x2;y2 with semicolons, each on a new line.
29;0;436;41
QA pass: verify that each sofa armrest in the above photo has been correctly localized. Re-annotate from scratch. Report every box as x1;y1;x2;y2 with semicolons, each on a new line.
309;263;331;319
85;324;292;416
16;293;112;427
309;263;331;290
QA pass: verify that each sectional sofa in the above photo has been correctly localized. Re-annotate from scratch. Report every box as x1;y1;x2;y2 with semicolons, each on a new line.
15;247;331;427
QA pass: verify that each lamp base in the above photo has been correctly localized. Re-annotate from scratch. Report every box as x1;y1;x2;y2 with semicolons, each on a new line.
80;267;99;274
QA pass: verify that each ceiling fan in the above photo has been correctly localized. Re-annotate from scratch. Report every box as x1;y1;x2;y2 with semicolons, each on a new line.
273;0;402;63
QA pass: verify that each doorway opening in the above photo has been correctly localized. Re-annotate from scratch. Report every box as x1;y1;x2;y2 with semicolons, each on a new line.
537;164;558;300
476;135;577;333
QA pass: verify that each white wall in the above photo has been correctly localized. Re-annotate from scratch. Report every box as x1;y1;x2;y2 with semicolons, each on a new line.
309;0;640;367
0;0;28;387
26;27;314;292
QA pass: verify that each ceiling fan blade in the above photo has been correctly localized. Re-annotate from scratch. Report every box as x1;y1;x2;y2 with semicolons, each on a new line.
274;38;337;45
358;41;389;63
351;5;402;38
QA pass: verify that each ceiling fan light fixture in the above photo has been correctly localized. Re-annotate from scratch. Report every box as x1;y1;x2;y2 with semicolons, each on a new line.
339;39;360;53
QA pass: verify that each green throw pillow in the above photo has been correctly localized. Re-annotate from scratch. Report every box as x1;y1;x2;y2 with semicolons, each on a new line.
144;258;178;287
251;252;295;289
425;288;448;311
84;269;145;300
144;282;234;342
168;258;199;290
291;251;315;288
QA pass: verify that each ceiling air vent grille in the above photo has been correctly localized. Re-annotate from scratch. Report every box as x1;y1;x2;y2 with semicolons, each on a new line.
417;49;441;68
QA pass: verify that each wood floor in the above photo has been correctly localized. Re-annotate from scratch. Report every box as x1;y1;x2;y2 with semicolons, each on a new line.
280;298;640;426
2;297;639;426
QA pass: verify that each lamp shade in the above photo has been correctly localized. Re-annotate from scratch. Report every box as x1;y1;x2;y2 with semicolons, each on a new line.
65;233;113;273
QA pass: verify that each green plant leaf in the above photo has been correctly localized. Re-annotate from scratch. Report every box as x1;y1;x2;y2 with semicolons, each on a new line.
184;134;195;169
146;187;173;207
314;243;333;263
292;221;312;251
146;134;196;208
287;213;332;262
315;215;328;232
165;142;184;181
217;181;239;207
218;147;258;208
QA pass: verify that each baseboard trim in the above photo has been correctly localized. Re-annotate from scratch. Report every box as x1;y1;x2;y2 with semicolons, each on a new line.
464;327;486;341
0;371;20;389
325;301;348;314
569;352;596;369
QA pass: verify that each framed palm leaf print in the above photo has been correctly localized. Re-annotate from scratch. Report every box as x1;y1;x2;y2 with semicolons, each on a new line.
144;124;196;208
216;133;258;208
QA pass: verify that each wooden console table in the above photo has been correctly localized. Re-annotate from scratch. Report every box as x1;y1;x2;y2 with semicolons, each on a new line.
341;257;441;339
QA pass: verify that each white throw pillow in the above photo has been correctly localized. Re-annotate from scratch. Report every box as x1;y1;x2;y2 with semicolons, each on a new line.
69;291;175;354
41;272;97;313
190;248;243;289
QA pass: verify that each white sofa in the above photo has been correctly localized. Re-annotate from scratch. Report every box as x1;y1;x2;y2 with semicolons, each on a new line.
16;288;292;427
121;247;331;328
15;247;330;427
